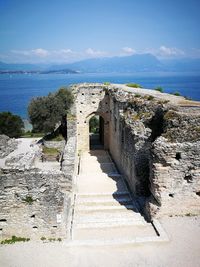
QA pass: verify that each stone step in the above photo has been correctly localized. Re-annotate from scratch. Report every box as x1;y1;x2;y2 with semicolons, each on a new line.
75;204;137;213
75;196;133;206
74;210;143;222
80;162;118;174
74;212;145;223
72;224;156;241
76;192;130;199
73;218;146;229
81;155;112;163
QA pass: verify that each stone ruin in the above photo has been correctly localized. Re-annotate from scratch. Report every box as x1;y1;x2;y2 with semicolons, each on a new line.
0;83;199;240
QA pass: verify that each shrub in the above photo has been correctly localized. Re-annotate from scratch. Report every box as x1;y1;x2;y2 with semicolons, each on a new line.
0;112;24;138
154;87;164;93
28;87;74;133
126;83;143;88
173;91;181;96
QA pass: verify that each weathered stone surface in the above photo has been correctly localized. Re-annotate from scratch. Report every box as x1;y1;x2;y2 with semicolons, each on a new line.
0;137;77;240
0;135;18;158
74;83;200;219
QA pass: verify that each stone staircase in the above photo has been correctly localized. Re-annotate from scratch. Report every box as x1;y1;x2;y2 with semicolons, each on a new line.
71;150;167;246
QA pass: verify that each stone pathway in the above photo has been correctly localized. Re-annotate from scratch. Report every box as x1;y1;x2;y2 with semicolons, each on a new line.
71;150;167;246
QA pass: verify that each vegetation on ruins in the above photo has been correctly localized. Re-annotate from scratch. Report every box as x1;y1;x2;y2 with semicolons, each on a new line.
42;147;60;155
28;87;74;133
1;236;30;244
154;86;164;93
22;196;35;205
0;111;24;138
173;91;181;96
126;83;143;88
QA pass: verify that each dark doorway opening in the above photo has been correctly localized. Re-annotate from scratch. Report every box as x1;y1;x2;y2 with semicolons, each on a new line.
89;115;104;150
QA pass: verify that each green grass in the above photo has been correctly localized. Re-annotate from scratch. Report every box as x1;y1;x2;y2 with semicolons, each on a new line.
21;131;44;138
22;196;35;205
1;236;30;245
103;82;111;85
126;83;143;88
42;147;59;155
49;134;64;141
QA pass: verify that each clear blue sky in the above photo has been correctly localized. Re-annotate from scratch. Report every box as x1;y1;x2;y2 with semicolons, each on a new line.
0;0;200;63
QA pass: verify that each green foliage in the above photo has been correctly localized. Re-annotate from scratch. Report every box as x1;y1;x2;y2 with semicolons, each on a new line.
22;196;35;205
126;83;143;88
28;87;74;133
41;237;46;241
103;82;111;85
1;236;30;244
173;91;181;96
89;116;99;133
0;112;24;138
154;87;164;93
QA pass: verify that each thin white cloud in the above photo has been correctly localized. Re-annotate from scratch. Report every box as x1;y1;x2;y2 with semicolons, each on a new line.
31;48;49;57
121;47;136;55
85;48;107;57
159;46;185;56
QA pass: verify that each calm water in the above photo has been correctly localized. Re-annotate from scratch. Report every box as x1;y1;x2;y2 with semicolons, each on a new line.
0;72;200;118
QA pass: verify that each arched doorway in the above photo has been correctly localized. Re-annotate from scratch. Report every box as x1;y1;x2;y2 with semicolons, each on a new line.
89;115;104;150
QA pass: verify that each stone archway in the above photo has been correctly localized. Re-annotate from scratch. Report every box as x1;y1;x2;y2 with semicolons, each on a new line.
76;85;110;152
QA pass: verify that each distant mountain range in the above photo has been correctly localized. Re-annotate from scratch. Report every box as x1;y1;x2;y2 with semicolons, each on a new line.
1;54;200;74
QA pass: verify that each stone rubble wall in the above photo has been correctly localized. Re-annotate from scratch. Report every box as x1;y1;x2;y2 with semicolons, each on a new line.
0;138;77;241
0;135;18;158
0;169;69;240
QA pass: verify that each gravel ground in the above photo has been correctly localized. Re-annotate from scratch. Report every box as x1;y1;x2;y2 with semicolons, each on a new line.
0;216;199;267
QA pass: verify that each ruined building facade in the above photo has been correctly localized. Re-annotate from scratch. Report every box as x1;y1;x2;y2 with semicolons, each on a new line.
0;83;200;240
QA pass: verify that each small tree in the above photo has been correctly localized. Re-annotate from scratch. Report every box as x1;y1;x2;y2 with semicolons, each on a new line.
28;87;74;133
0;112;24;138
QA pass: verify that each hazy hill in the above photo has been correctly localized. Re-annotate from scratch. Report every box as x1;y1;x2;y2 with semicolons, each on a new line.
49;54;163;73
1;54;200;73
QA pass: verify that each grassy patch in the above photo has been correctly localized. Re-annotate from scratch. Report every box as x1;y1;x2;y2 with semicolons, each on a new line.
21;131;44;138
49;134;64;141
22;196;35;205
1;236;30;245
103;82;111;85
42;147;59;155
126;83;143;88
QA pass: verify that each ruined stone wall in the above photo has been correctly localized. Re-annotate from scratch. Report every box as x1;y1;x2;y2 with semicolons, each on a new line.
109;89;200;219
0;137;77;241
0;168;69;240
74;84;200;219
145;108;200;219
74;84;110;152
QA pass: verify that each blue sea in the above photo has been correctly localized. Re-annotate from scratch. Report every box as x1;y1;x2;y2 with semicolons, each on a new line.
0;72;200;118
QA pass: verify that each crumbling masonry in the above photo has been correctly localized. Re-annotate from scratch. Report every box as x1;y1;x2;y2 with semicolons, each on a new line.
0;83;200;240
